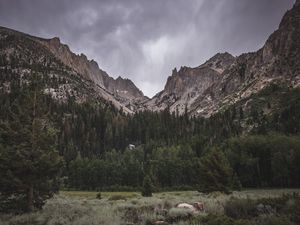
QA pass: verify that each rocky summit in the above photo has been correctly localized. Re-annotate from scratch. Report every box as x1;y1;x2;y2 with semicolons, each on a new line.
144;52;236;115
144;1;300;117
0;1;300;117
41;36;148;110
0;27;146;113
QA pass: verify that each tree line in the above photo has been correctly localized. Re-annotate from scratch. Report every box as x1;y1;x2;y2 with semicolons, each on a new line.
67;134;300;191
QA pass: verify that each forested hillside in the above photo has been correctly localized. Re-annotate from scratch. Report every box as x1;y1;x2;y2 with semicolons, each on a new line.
1;66;300;193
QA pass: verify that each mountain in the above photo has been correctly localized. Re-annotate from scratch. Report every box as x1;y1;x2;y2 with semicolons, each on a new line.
40;37;148;109
145;52;236;115
144;0;300;117
0;1;299;118
0;26;147;113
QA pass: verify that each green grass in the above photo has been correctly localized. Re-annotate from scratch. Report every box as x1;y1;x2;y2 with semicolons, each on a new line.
61;190;140;199
1;189;299;225
61;188;300;200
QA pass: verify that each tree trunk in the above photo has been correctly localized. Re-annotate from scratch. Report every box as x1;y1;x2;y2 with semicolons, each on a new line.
27;185;34;212
28;87;36;212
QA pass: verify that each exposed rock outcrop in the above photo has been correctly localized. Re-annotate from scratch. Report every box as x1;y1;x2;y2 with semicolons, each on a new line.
0;26;146;113
145;53;236;115
1;1;299;117
144;1;300;117
41;37;147;109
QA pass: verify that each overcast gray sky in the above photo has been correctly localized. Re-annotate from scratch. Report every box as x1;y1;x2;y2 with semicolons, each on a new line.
0;0;295;97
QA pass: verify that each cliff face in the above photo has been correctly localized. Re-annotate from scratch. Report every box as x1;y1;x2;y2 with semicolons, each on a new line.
42;37;105;88
144;1;300;117
145;53;235;114
41;37;147;109
102;75;148;111
0;26;146;113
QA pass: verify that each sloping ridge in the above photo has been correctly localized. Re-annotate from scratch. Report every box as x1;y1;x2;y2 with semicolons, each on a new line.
144;1;300;117
38;36;148;110
0;26;147;113
1;1;299;116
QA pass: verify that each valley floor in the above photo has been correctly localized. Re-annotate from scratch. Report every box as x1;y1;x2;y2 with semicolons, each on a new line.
1;189;300;225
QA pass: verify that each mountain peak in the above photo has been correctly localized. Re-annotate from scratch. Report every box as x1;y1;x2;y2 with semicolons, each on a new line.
50;37;60;44
79;53;87;60
199;52;235;74
144;2;300;117
172;67;178;76
262;0;300;73
116;76;124;81
204;52;235;65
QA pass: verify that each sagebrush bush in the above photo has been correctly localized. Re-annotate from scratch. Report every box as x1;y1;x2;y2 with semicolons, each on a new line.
224;193;300;225
108;194;127;201
253;215;293;225
224;198;258;219
96;192;102;199
167;207;193;222
0;195;122;225
194;214;249;225
1;190;299;225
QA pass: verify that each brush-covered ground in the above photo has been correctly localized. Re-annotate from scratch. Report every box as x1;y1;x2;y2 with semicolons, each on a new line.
1;189;300;225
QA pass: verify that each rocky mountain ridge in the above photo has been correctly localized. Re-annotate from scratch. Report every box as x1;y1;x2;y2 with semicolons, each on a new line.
0;1;299;117
145;52;236;115
0;26;147;113
144;0;300;117
40;36;148;109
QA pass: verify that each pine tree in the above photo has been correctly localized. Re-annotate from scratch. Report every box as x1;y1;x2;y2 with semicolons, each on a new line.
0;74;63;212
198;148;233;193
231;173;242;191
141;175;153;197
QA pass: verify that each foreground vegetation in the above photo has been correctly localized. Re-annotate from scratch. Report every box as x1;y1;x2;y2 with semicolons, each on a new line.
1;189;299;225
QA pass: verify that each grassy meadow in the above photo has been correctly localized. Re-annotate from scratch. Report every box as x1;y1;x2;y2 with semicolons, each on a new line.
1;189;299;225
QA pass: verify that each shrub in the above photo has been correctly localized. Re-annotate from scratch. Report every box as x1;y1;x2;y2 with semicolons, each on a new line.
142;175;153;197
108;195;127;201
96;192;101;199
162;200;172;209
224;198;258;219
167;207;193;222
259;193;299;212
195;214;250;225
231;173;242;191
254;215;293;225
198;148;233;194
224;193;300;223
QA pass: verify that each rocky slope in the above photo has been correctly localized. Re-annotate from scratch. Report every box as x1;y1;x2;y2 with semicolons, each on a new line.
40;37;147;108
0;1;299;117
0;27;146;113
144;0;300;117
102;75;148;111
145;52;236;115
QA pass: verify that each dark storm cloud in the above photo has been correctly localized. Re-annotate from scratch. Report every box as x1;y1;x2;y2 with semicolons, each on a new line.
0;0;295;97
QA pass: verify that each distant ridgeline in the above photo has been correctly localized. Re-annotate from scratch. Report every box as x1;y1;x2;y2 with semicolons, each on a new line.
0;0;300;195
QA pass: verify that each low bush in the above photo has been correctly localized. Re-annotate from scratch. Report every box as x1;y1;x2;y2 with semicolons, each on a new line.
253;215;293;225
108;194;127;201
224;193;300;224
96;192;101;199
259;192;299;212
167;207;193;223
224;198;258;219
194;214;250;225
